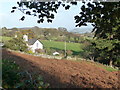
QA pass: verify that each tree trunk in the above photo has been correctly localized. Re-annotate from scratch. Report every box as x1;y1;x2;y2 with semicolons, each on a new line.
109;59;113;67
89;56;94;62
109;52;113;67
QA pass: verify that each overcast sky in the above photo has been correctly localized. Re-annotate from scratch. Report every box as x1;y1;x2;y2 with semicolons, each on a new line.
0;0;93;33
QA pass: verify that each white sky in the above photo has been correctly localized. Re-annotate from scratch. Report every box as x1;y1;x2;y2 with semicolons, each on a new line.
0;0;93;33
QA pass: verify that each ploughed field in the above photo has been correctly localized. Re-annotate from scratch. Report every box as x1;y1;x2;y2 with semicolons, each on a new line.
2;49;119;88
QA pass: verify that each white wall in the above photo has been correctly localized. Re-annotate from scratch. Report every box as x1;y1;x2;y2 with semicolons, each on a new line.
23;35;28;41
28;40;43;53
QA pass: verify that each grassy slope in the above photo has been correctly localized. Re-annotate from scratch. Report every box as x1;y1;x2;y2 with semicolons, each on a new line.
86;61;119;72
0;36;12;42
97;64;118;72
41;40;83;52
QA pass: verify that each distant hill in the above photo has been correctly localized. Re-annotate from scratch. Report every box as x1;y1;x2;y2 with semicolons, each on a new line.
2;26;94;43
19;27;32;30
69;27;93;34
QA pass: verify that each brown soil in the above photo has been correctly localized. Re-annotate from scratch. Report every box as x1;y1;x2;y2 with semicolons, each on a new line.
2;49;119;88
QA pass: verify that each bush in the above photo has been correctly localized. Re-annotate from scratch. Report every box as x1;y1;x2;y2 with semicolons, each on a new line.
44;48;55;55
82;39;120;67
2;59;50;88
81;40;96;60
114;57;120;67
67;50;73;56
4;38;28;52
35;49;45;54
2;59;21;88
27;50;34;54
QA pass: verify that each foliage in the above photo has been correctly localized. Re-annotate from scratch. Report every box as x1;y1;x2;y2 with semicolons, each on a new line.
20;29;36;39
67;50;73;56
2;59;50;88
0;36;12;43
44;48;56;55
15;72;49;88
81;40;97;61
11;1;77;23
4;38;28;52
2;26;87;44
74;1;120;66
82;39;120;66
114;57;120;67
2;59;21;88
75;2;120;39
93;39;120;66
27;50;34;54
35;49;45;54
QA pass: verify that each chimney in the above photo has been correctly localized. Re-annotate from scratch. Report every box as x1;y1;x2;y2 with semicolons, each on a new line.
23;34;28;41
15;35;17;38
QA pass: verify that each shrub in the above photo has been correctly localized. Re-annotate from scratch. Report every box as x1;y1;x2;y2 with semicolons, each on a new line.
2;59;50;88
67;50;73;56
81;40;96;60
35;49;45;54
114;57;120;67
4;38;28;52
2;59;21;88
27;50;34;54
44;48;55;55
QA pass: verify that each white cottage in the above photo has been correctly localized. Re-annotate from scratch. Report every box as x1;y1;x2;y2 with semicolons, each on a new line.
23;35;43;53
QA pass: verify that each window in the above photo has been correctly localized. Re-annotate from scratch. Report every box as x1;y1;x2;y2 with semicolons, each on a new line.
36;43;38;48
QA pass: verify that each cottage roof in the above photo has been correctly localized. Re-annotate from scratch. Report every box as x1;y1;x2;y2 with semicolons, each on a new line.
27;39;38;45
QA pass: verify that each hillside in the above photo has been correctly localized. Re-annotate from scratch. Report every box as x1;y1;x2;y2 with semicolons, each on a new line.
1;27;93;43
2;49;119;88
0;36;12;43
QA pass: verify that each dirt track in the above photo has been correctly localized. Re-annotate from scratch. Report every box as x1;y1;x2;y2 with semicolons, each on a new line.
2;49;119;88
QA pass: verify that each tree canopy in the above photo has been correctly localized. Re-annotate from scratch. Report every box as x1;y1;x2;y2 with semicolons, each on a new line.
75;1;120;66
11;1;77;23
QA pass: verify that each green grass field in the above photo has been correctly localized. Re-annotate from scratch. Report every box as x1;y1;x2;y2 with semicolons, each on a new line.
97;64;119;72
86;61;119;72
0;36;12;42
41;40;83;52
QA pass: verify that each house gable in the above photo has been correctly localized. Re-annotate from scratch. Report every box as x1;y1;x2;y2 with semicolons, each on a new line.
22;34;44;53
28;40;43;52
32;40;43;49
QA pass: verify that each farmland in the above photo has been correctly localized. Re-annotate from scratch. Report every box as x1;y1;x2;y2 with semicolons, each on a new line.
41;40;83;52
2;49;119;88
